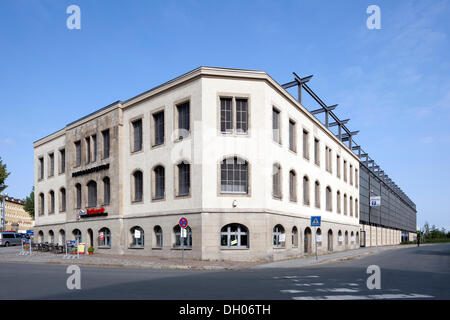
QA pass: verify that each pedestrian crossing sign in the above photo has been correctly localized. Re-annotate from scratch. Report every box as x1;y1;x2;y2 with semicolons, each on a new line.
311;216;321;227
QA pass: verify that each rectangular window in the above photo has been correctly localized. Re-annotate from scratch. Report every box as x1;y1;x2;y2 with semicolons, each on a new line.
92;135;97;162
235;98;248;134
132;119;143;152
76;185;82;209
75;141;81;167
59;149;65;174
153;111;165;146
48;153;54;177
336;155;341;178
344;160;348;182
102;129;110;159
303;130;309;159
314;138;320;166
178;163;190;196
355;168;359;188
38;157;44;180
272;108;280;144
220;98;232;133
177;102;190;139
85;137;91;164
289;119;296;152
350;164;353;185
61;189;66;212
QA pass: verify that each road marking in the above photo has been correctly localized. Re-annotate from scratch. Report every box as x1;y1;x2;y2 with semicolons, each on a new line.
316;288;360;293
294;283;324;287
280;290;306;293
292;293;434;300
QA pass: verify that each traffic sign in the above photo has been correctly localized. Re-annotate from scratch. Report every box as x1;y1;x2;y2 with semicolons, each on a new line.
179;217;188;228
370;196;381;207
311;216;321;227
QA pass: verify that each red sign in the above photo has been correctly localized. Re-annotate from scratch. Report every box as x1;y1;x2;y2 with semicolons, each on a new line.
179;217;188;228
86;207;105;214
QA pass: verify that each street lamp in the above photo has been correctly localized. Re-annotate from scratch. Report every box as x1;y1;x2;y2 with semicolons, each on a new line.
0;193;7;231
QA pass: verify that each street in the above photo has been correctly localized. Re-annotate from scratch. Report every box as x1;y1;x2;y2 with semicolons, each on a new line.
0;243;448;300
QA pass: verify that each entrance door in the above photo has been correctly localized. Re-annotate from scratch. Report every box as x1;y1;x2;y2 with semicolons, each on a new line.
304;228;312;254
327;230;333;252
360;231;366;247
88;229;93;247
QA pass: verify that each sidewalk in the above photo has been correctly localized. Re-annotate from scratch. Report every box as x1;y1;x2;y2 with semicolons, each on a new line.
0;244;424;270
252;244;422;269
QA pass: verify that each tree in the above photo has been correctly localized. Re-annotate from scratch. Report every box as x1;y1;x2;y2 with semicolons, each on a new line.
0;157;10;195
24;187;34;219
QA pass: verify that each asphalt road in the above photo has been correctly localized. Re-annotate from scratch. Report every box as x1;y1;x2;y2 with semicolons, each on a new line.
0;243;448;300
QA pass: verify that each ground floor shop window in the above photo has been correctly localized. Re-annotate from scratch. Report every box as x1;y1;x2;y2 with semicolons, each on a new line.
154;226;163;248
273;224;286;248
220;223;249;248
130;226;144;248
98;228;111;247
173;225;192;248
73;229;82;243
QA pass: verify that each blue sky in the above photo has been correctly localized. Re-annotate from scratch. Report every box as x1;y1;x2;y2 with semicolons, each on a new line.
0;0;449;230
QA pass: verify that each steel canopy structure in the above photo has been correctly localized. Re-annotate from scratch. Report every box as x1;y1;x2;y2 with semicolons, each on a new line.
282;73;417;234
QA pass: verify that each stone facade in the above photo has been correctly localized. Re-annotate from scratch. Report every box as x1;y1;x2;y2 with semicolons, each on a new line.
1;197;33;231
34;67;371;261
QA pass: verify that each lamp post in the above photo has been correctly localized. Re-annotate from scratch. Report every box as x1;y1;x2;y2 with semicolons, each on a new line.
0;193;7;231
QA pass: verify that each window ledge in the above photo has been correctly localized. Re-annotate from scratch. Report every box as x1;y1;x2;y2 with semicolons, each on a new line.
171;247;192;250
220;247;249;250
152;247;163;250
98;246;111;249
273;247;286;250
128;246;144;250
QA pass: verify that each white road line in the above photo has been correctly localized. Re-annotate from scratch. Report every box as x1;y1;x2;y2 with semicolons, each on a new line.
280;290;306;294
316;288;360;293
294;283;324;287
292;293;434;300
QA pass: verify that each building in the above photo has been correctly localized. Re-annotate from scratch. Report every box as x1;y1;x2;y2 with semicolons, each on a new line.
0;196;34;232
34;67;404;262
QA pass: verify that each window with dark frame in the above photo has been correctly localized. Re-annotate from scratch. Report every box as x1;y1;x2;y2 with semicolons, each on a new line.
272;108;281;144
174;225;192;248
39;157;44;179
49;190;55;214
49;153;54;177
220;98;232;134
235;98;248;134
103;177;110;205
153;111;165;146
39;193;44;216
133;171;143;202
289;170;297;202
220;224;248;248
177;102;190;139
178;162;190;196
92;134;97;162
75;141;81;167
60;149;65;174
130;226;144;248
272;163;281;199
85;137;91;164
303;130;309;159
60;188;66;212
102;129;110;159
315;180;320;208
87;180;97;208
154;226;163;248
75;184;82;209
289;119;296;152
153;166;165;200
314;138;320;166
132;119;143;152
220;157;248;194
303;176;310;205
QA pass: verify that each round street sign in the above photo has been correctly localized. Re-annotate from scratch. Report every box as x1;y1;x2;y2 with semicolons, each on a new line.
179;217;188;228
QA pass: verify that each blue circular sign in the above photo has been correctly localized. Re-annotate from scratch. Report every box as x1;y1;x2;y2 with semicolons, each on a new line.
179;217;188;228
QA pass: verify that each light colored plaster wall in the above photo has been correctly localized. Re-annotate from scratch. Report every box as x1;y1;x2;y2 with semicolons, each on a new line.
122;78;203;218
34;133;67;227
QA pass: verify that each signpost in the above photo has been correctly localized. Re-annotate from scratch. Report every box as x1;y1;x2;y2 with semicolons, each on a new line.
311;216;321;261
370;196;381;207
179;217;188;265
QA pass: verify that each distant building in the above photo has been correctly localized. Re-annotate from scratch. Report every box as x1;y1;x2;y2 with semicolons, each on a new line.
1;196;34;232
